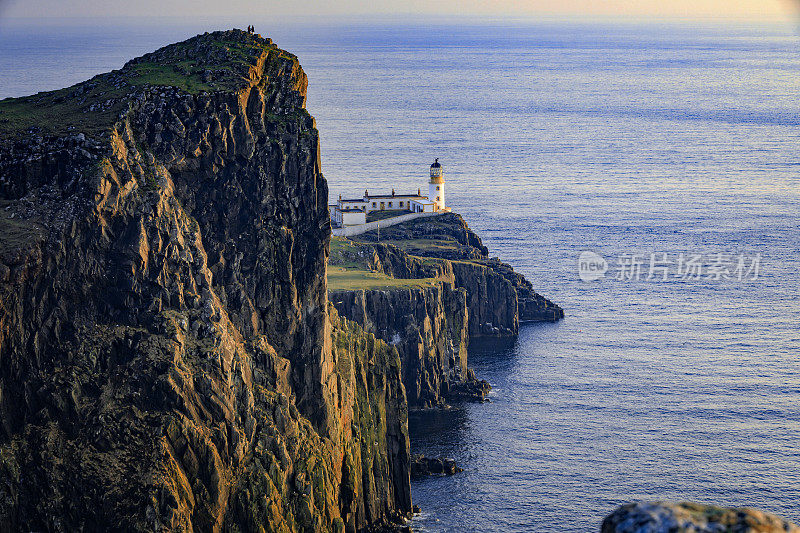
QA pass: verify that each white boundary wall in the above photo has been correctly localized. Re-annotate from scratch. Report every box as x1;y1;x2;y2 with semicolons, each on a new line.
332;211;442;237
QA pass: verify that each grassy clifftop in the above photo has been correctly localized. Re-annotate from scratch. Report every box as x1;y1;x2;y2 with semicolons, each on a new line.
0;29;299;139
327;265;439;291
328;236;447;291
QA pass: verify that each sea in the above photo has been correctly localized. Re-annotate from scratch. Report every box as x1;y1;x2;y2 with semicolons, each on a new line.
1;19;799;532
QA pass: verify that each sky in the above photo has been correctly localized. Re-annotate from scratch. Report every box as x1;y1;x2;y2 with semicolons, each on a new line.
0;0;798;24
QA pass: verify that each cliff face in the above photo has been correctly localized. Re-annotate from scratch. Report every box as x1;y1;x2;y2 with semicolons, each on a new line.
0;30;409;532
449;260;519;336
328;239;491;409
330;278;471;409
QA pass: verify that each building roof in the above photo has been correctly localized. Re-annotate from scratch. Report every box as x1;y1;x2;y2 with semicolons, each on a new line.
364;194;425;200
430;158;441;168
339;192;433;202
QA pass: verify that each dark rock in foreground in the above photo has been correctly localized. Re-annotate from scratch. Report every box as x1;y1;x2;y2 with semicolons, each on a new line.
411;454;463;478
602;502;800;533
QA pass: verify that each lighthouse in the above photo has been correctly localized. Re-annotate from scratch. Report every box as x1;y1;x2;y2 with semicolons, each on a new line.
331;158;450;226
429;158;445;211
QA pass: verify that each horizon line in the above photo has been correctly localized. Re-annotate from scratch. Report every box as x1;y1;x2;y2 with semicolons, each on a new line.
1;12;797;28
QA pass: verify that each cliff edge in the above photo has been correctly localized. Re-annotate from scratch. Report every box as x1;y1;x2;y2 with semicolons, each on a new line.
352;213;564;332
0;30;410;531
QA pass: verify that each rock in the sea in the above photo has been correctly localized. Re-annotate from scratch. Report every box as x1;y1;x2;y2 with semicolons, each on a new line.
602;502;800;533
410;454;463;478
446;368;491;402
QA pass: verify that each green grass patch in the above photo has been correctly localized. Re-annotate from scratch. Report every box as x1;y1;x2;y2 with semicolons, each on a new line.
0;78;130;139
327;266;437;291
126;61;218;94
0;59;223;139
329;236;371;269
376;238;460;255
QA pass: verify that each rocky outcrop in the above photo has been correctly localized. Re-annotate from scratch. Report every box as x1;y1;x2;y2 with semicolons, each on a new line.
0;30;410;532
450;258;563;336
328;238;489;408
410;455;462;478
355;213;487;261
330;238;446;281
484;257;564;323
449;260;520;336
603;502;800;533
329;214;560;407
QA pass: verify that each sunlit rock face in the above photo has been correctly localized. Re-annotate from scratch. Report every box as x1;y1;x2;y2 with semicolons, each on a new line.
602;502;800;533
0;29;410;532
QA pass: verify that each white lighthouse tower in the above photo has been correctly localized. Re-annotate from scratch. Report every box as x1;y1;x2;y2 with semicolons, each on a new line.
429;158;445;211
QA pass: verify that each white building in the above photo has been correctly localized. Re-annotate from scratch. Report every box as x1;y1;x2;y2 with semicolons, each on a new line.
330;159;450;227
331;207;366;227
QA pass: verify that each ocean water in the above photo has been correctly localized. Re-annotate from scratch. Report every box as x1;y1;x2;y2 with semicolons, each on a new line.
2;20;799;532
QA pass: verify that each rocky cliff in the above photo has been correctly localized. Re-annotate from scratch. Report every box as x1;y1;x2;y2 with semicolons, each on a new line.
329;272;487;409
0;30;410;532
328;237;492;409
